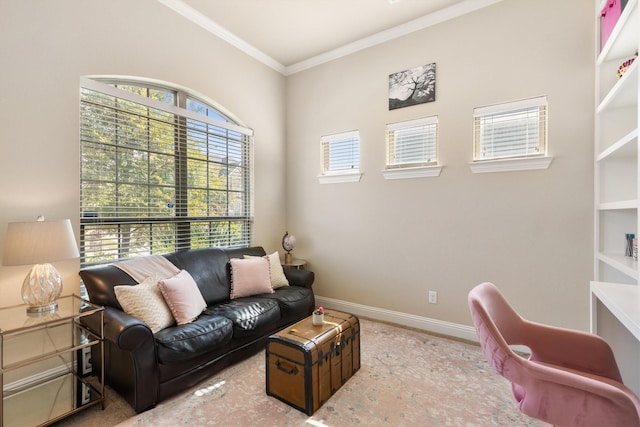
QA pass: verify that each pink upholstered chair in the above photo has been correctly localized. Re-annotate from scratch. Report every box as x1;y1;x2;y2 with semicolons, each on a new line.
468;282;640;427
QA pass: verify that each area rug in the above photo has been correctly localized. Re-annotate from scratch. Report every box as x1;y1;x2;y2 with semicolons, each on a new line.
57;318;548;426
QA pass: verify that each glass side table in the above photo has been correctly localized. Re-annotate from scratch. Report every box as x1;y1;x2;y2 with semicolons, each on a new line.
0;295;104;427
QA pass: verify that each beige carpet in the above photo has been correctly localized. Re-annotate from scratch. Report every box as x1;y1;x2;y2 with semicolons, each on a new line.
55;318;549;426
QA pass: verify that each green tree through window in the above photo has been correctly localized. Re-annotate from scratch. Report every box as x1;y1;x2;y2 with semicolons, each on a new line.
80;78;253;266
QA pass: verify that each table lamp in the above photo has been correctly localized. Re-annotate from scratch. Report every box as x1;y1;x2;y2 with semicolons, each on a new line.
3;217;80;314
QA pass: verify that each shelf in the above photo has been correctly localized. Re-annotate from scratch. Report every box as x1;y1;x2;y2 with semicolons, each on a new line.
597;128;638;161
3;372;102;427
598;200;639;210
597;252;639;280
597;58;638;112
2;330;100;373
591;281;640;342
598;0;639;63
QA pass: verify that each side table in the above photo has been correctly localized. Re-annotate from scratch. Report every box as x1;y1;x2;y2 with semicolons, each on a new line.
282;259;307;270
0;295;104;427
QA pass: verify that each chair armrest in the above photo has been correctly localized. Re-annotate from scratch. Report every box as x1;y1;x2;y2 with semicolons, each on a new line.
284;268;315;289
516;357;640;426
522;319;622;381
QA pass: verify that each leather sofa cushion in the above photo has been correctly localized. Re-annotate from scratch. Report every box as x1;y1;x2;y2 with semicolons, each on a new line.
164;247;231;306
205;298;280;338
155;314;233;364
255;286;314;317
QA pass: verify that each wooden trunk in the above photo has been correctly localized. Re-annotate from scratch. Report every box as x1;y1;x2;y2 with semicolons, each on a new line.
265;310;360;415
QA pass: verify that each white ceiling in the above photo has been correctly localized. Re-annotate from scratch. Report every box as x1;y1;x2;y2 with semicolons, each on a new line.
158;0;502;75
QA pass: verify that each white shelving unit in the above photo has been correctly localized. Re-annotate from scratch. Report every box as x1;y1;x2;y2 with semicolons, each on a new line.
591;0;640;394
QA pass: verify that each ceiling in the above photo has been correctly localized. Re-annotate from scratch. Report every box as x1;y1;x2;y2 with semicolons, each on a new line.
158;0;501;75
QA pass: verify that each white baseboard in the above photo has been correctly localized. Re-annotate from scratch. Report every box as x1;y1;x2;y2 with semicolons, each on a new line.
315;295;479;343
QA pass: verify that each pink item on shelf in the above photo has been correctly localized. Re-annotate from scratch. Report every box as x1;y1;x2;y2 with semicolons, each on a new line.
600;0;627;50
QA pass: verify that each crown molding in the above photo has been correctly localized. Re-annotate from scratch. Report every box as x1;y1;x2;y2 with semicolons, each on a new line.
158;0;503;76
157;0;287;74
285;0;503;75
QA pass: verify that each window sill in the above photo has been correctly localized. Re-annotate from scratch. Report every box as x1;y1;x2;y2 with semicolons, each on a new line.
469;156;553;174
382;165;442;180
317;172;362;184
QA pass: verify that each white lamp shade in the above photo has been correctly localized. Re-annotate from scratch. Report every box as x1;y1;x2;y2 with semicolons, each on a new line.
3;219;79;266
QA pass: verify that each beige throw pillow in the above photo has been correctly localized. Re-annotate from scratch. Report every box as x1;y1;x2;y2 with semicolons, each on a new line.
229;257;274;299
158;269;207;325
114;275;175;333
245;252;289;289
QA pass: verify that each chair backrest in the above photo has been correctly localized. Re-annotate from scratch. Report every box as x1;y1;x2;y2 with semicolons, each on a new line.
467;282;525;381
469;282;640;426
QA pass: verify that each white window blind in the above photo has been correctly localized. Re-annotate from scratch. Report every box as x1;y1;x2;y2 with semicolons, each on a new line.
473;96;547;161
80;78;254;266
386;116;438;169
321;130;360;174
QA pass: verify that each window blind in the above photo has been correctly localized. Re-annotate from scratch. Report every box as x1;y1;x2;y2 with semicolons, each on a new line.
321;130;360;173
473;96;547;161
80;78;254;266
386;116;438;168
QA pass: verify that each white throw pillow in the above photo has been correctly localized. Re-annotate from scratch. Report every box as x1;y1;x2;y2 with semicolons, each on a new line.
115;275;175;333
245;252;289;289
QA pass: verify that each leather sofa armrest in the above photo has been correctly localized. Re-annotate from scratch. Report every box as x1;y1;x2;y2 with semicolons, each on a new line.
79;305;152;353
284;269;315;289
101;307;155;350
91;306;159;413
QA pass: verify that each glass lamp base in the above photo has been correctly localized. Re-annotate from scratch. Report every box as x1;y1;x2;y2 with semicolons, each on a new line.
22;263;62;315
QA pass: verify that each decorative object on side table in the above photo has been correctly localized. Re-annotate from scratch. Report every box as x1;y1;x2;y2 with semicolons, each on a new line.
312;306;324;325
282;231;297;265
2;216;80;314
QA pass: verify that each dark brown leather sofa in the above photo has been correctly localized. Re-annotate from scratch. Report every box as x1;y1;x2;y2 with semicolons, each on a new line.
79;246;314;413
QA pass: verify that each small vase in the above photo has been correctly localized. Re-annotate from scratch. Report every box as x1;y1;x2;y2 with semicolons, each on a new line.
312;312;324;326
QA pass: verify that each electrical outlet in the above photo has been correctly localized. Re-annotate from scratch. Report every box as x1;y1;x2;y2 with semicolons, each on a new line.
81;347;92;375
428;290;437;304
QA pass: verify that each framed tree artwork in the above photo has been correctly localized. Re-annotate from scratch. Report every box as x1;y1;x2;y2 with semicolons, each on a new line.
389;63;436;110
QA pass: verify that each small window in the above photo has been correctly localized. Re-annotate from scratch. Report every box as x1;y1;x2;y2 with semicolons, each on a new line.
386;117;438;169
321;131;360;173
473;96;547;161
318;131;362;183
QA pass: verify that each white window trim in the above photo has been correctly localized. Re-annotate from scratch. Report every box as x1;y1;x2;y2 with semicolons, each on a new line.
469;156;553;173
317;172;363;184
383;165;442;180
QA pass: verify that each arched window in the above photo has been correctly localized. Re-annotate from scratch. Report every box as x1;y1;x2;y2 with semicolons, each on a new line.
79;77;253;266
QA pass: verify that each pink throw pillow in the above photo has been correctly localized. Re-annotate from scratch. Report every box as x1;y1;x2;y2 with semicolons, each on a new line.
230;257;274;299
158;269;207;325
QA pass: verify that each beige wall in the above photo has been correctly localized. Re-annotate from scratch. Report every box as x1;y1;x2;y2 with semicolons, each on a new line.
0;0;287;306
286;0;595;330
0;0;595;333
